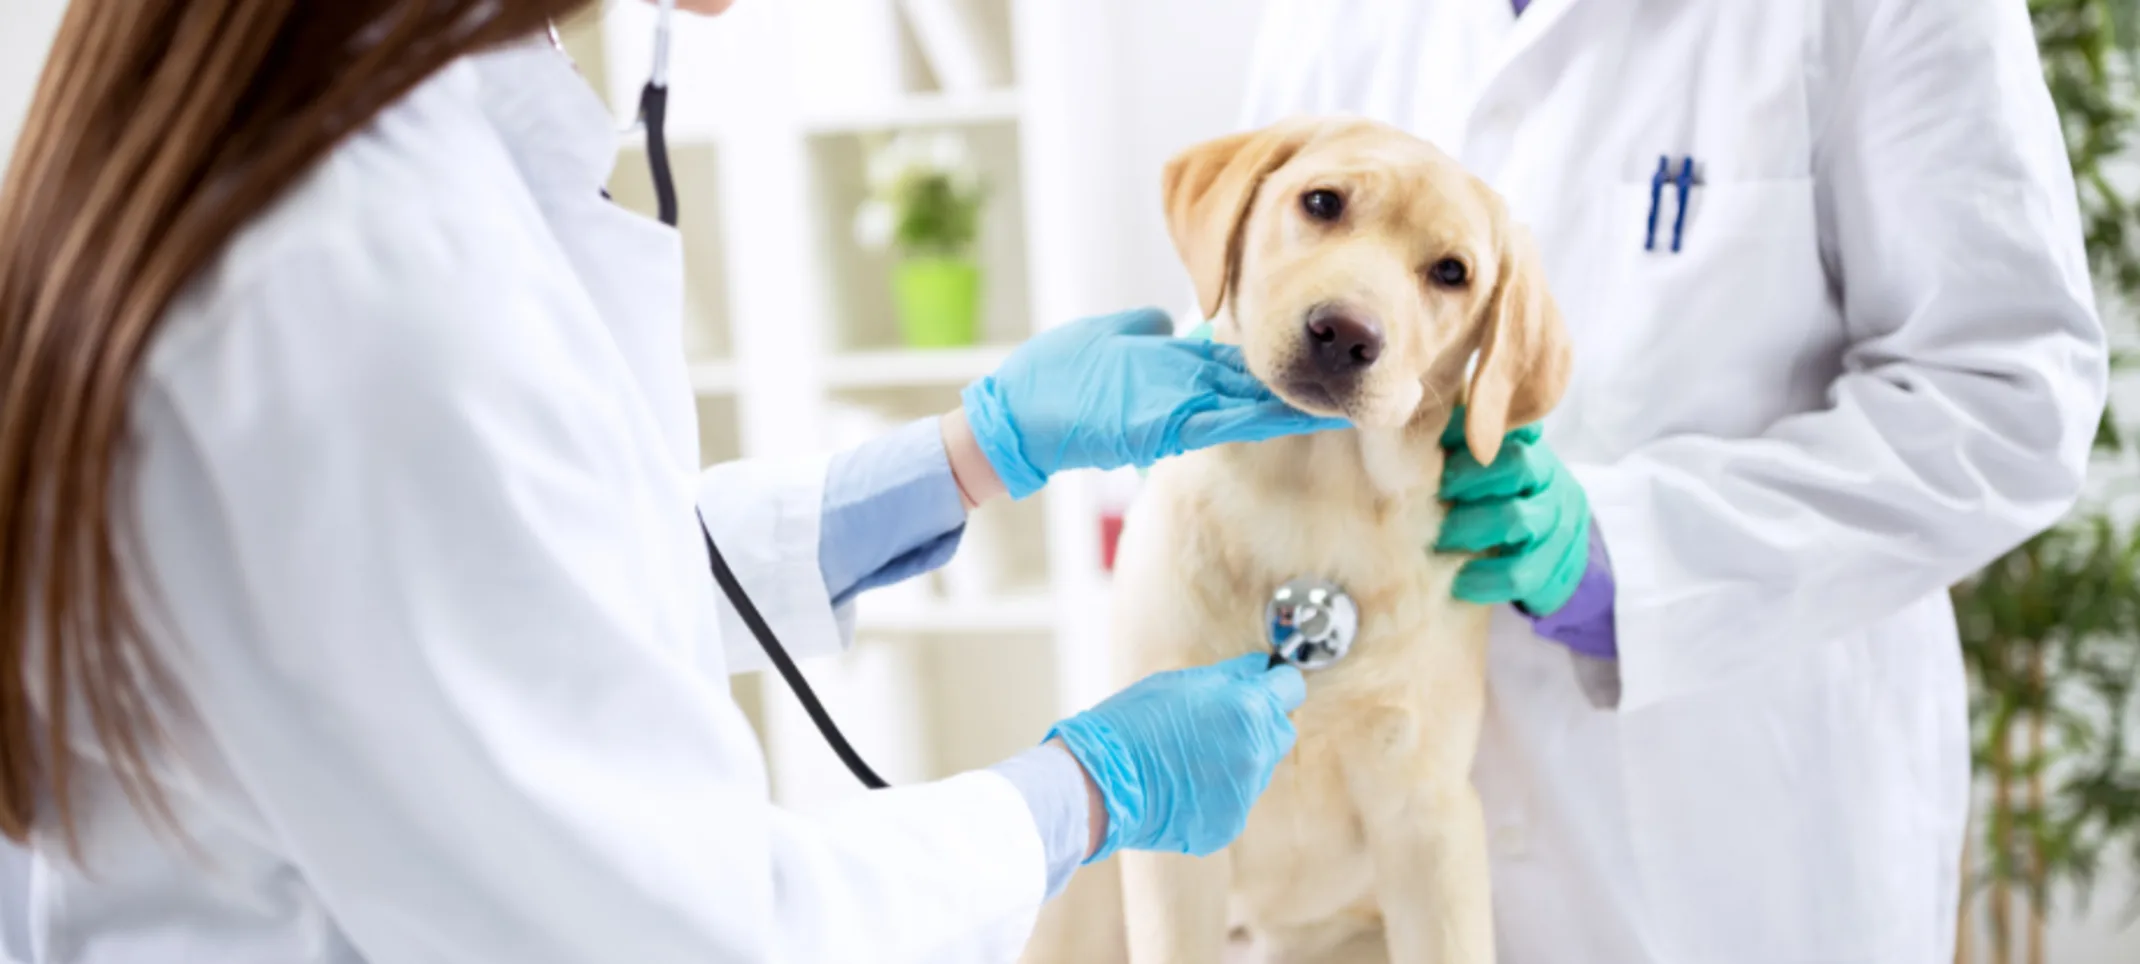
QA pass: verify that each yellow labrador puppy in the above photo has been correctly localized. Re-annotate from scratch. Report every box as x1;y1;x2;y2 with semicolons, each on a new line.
1066;116;1572;964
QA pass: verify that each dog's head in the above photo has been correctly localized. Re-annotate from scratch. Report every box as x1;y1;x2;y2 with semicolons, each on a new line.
1163;116;1571;465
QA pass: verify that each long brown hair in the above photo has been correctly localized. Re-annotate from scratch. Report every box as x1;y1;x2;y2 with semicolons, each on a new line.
0;0;596;846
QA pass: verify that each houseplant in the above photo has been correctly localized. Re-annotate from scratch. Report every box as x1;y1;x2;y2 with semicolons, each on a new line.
854;130;987;348
1950;2;2140;962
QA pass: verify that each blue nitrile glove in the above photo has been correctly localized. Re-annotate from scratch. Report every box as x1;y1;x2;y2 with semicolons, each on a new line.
1436;410;1592;616
962;309;1347;499
1047;654;1306;862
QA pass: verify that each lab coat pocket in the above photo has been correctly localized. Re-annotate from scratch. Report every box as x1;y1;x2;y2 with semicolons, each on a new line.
1582;176;1834;451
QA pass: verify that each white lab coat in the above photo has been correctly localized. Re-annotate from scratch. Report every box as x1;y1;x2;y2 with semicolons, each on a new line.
1240;0;2104;961
17;41;1043;963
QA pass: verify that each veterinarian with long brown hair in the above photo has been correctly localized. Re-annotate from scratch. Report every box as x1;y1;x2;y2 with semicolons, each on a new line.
0;0;1348;960
1239;0;2107;961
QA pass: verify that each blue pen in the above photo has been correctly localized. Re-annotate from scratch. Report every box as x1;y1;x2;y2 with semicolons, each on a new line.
1644;155;1669;252
1670;156;1696;253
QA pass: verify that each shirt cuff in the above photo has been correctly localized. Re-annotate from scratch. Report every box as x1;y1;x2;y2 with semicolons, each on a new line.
987;744;1090;901
1524;521;1618;659
817;417;970;607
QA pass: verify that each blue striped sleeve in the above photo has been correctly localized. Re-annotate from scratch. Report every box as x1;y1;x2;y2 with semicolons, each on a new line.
817;417;969;607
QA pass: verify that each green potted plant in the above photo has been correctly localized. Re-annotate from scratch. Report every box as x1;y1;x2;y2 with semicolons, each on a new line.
854;131;987;348
1950;3;2140;962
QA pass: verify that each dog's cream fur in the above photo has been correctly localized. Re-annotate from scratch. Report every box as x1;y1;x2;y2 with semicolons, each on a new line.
1020;117;1570;964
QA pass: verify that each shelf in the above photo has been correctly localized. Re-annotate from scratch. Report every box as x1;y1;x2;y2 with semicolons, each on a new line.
690;360;740;395
800;90;1022;136
854;592;1055;636
824;345;1013;389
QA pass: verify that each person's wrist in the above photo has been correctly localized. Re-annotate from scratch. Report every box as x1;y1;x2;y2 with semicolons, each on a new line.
941;408;1008;511
1045;738;1106;860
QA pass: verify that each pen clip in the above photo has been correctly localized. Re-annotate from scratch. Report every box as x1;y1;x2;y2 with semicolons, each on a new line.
1644;156;1669;252
1670;156;1696;253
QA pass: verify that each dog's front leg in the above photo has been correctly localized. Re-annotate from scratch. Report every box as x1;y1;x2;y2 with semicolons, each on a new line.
1343;709;1495;964
1119;848;1233;964
1365;780;1493;964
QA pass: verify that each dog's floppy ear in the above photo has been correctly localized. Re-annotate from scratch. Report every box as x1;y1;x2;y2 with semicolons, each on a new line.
1162;118;1326;321
1464;220;1572;465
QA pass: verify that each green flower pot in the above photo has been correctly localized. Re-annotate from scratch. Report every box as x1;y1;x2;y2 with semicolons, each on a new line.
892;256;981;348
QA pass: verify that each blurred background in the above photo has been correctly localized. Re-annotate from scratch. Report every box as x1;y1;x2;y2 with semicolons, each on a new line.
3;0;2139;961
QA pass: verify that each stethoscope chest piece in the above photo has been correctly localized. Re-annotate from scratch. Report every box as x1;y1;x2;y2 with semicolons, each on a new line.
1265;577;1359;671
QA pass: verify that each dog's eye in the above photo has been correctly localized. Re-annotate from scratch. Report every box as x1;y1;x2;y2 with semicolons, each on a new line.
1428;258;1469;287
1301;189;1345;222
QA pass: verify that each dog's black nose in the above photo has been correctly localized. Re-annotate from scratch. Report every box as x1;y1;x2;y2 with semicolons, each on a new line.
1305;307;1384;373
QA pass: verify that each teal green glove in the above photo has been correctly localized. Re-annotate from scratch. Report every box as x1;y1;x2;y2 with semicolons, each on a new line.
1435;412;1591;616
1048;654;1305;863
962;309;1347;499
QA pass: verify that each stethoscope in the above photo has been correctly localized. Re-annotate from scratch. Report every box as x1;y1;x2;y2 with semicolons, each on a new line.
627;0;680;228
609;0;899;789
621;8;1359;793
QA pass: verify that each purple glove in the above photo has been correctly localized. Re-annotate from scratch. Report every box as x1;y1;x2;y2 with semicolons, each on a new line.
1521;523;1618;659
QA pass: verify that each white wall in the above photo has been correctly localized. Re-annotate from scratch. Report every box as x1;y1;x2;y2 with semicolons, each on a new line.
1091;0;1270;317
2046;863;2140;963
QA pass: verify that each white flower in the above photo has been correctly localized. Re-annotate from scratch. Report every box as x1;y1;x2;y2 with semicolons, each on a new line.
865;137;907;193
864;131;979;196
856;130;984;254
880;134;928;183
926;131;971;174
853;199;896;250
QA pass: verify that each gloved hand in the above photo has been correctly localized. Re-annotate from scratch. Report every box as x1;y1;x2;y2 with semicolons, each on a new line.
1436;412;1592;616
962;309;1347;498
1047;654;1305;862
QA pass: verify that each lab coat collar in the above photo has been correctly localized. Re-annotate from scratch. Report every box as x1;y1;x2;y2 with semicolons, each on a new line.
1479;0;1584;100
1444;0;1606;168
466;36;620;202
458;35;697;478
1504;0;1579;54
